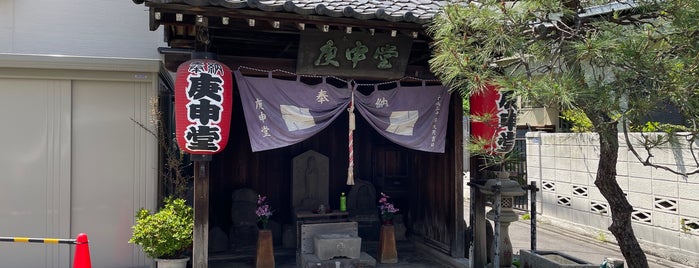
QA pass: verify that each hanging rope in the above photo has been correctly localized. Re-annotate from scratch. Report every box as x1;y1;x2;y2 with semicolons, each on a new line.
347;86;356;185
235;66;443;185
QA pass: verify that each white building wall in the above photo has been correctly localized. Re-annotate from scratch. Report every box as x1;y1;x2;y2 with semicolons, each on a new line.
0;1;165;267
0;0;164;59
527;132;699;265
0;54;160;268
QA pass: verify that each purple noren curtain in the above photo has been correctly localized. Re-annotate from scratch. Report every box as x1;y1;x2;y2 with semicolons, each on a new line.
235;71;450;153
235;71;351;152
353;84;451;153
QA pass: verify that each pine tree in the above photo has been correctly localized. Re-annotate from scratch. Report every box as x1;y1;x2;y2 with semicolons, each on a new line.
429;1;699;267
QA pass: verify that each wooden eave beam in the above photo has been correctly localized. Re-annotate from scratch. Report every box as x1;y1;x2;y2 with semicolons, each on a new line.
163;54;297;74
160;53;435;80
145;3;426;33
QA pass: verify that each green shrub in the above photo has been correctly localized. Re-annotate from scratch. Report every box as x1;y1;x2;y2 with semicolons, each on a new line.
129;197;193;259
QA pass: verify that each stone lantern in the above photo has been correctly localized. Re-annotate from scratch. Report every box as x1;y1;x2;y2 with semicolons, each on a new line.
480;171;526;268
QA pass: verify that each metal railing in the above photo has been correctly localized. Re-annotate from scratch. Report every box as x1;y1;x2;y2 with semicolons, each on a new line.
0;233;92;268
0;236;78;244
504;138;528;211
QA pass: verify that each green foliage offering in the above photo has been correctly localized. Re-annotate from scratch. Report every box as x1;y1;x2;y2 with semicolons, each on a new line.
520;213;531;221
129;197;193;259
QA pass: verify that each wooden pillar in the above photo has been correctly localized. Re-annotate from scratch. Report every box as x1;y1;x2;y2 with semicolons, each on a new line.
450;95;465;258
472;159;488;267
193;155;211;268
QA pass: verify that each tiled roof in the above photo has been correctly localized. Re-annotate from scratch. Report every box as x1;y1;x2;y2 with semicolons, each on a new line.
143;0;448;24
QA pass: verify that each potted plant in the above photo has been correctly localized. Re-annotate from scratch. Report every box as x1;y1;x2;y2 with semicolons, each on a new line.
129;197;193;268
255;194;275;268
377;192;399;263
256;194;273;230
378;192;399;225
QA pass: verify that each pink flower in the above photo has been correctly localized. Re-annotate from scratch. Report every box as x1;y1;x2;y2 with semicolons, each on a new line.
256;195;273;229
378;192;399;222
257;195;267;205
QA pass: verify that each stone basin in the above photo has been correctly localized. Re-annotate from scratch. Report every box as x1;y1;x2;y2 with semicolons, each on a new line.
313;234;361;260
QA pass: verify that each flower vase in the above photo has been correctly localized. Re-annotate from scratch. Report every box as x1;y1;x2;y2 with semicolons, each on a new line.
255;229;275;268
378;224;398;263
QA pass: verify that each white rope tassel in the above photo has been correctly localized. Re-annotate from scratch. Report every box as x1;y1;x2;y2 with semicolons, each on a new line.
347;91;356;185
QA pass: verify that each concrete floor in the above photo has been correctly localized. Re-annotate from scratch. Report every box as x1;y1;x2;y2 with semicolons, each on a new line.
509;216;695;268
208;239;446;268
207;198;696;268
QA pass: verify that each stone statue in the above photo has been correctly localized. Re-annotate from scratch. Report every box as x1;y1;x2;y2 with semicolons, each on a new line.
304;156;318;200
292;150;329;211
347;179;381;239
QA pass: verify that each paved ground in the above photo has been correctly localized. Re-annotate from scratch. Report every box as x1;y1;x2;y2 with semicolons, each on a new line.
209;202;695;267
209;239;445;267
509;216;694;268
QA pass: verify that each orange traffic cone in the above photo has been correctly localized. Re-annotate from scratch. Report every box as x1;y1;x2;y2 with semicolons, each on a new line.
73;233;92;268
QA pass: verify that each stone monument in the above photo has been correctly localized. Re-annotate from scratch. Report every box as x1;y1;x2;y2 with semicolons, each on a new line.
347;179;380;240
229;188;259;247
292;150;329;211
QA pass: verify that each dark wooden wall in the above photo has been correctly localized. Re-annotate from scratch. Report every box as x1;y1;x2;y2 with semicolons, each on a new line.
408;95;463;254
205;82;463;252
208;87;353;230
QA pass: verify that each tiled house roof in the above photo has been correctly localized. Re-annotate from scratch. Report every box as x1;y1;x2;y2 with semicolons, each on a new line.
142;0;449;24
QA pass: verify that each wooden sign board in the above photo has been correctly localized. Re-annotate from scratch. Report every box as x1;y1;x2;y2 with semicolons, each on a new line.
297;31;413;79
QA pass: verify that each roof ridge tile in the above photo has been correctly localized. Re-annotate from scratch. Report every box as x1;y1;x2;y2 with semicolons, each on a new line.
146;0;446;24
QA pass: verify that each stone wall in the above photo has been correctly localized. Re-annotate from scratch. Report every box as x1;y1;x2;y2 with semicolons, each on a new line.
526;132;699;265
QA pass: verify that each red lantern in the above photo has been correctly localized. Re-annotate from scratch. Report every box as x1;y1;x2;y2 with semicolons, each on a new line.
174;59;233;154
469;84;517;154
